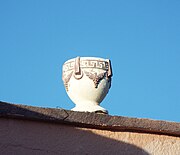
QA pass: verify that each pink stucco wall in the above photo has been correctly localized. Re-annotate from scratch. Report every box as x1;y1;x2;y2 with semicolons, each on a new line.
0;118;179;155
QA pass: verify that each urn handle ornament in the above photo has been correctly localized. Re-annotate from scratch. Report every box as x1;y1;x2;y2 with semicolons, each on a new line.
62;56;113;114
74;56;83;80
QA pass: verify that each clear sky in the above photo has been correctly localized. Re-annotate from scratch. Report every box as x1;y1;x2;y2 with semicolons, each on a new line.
0;1;180;122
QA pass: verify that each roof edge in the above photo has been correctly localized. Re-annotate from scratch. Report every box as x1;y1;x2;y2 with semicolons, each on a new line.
0;101;180;137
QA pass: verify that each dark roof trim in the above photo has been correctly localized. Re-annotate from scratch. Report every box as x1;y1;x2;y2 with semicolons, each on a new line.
0;101;180;137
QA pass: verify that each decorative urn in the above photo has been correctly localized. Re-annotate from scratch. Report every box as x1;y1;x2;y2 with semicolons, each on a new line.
62;56;112;114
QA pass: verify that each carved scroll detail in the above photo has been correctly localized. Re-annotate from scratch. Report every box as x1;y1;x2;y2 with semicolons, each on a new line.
62;71;73;91
74;57;83;80
84;71;106;88
107;59;112;89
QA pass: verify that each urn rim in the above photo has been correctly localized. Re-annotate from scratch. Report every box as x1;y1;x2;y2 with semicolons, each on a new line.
63;56;109;65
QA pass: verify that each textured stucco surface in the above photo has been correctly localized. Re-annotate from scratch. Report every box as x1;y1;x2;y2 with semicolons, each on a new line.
0;118;180;155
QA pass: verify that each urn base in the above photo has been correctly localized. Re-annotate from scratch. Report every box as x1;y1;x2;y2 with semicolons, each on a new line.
71;102;108;114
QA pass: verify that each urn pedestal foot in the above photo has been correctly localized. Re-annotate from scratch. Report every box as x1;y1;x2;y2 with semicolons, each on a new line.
71;103;108;114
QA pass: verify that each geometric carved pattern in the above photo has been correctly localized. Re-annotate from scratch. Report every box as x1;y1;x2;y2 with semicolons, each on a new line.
63;60;109;72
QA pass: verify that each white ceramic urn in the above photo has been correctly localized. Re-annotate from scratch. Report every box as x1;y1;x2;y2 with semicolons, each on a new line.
62;56;112;114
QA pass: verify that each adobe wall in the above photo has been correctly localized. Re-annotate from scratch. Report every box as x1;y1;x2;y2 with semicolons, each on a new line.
0;118;179;155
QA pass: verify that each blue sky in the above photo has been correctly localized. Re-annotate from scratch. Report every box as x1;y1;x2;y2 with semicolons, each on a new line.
0;0;180;122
